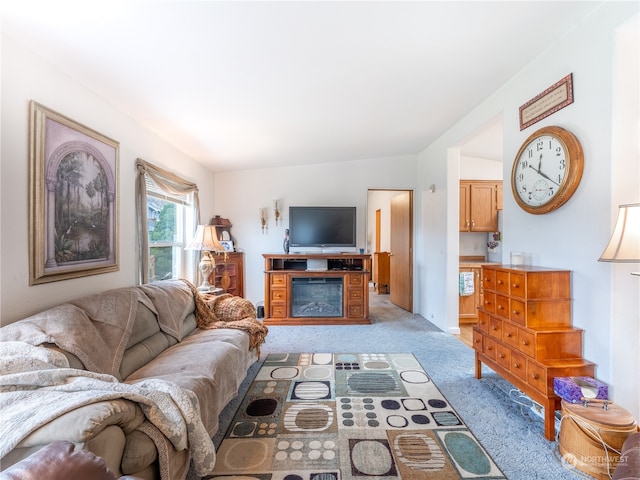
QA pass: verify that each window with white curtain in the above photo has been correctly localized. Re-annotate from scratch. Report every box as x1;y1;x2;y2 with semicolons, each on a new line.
146;177;194;281
135;159;201;284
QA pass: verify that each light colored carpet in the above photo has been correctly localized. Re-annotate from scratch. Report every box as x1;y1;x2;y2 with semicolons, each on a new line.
194;290;584;480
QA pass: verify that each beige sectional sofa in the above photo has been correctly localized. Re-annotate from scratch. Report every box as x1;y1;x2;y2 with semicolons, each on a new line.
0;279;267;480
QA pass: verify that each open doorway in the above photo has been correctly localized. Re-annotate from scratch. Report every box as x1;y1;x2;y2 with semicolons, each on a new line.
366;189;413;312
455;117;504;343
459;116;504;261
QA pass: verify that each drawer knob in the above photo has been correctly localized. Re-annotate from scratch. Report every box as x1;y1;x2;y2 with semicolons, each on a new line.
512;283;520;288
497;280;503;285
522;340;529;346
499;353;505;359
505;332;512;338
531;373;539;380
498;305;504;310
487;345;493;351
514;362;521;369
512;309;520;315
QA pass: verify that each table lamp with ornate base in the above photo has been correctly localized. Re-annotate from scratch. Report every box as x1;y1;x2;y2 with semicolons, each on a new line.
186;225;225;291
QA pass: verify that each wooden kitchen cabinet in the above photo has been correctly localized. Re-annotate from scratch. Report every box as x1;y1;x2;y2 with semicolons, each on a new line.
459;266;481;323
473;265;595;441
459;180;502;232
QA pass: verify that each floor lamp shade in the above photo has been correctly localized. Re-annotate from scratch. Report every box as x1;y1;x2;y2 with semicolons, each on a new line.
599;204;640;262
599;204;640;276
185;225;225;291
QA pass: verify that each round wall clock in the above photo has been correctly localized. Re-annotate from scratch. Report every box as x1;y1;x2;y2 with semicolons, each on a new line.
511;125;584;214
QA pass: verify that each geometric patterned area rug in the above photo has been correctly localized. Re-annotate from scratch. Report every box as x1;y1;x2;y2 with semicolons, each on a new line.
211;353;506;479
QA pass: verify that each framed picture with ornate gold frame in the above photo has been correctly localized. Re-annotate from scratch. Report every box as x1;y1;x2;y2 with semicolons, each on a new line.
29;100;120;284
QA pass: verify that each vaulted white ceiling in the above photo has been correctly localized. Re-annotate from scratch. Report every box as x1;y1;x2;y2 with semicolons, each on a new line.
2;1;600;172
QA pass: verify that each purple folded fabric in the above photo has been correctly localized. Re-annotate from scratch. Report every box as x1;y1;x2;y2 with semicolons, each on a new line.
554;376;608;403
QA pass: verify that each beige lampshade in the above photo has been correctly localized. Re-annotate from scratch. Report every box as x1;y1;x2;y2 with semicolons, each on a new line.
185;225;225;291
599;203;640;262
185;225;224;252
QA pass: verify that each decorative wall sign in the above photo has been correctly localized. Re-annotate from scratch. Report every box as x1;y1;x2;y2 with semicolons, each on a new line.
519;73;574;130
29;101;119;284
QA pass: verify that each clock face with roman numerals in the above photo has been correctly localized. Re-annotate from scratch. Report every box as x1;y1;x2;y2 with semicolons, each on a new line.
511;126;584;214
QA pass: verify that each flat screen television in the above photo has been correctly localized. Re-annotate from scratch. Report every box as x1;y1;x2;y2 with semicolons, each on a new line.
289;206;356;248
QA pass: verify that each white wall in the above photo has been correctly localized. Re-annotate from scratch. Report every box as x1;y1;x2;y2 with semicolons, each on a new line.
609;13;640;422
460;156;502;179
0;35;217;324
212;155;417;306
417;3;639;416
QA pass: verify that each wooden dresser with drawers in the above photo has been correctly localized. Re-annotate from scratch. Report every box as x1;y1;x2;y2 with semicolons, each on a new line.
473;264;595;440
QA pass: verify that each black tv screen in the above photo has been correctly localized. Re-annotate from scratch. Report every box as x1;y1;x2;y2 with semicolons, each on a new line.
289;206;356;248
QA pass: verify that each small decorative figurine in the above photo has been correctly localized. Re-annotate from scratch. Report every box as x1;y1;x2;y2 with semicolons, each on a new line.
283;228;290;254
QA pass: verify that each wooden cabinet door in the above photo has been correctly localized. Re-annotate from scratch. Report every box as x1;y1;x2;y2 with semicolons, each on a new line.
209;252;244;296
459;267;480;323
469;183;497;231
460;181;500;232
459;183;471;231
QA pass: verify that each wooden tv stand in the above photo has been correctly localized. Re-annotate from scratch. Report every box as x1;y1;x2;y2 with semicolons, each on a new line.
263;253;371;325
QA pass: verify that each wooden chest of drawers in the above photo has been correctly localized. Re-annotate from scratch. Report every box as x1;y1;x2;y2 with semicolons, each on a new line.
473;265;595;441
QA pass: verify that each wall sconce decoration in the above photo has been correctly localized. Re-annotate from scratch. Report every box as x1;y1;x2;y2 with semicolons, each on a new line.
274;200;280;226
260;208;267;233
598;203;640;276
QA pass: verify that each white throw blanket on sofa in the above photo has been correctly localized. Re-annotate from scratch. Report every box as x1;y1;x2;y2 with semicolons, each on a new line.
0;341;216;479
